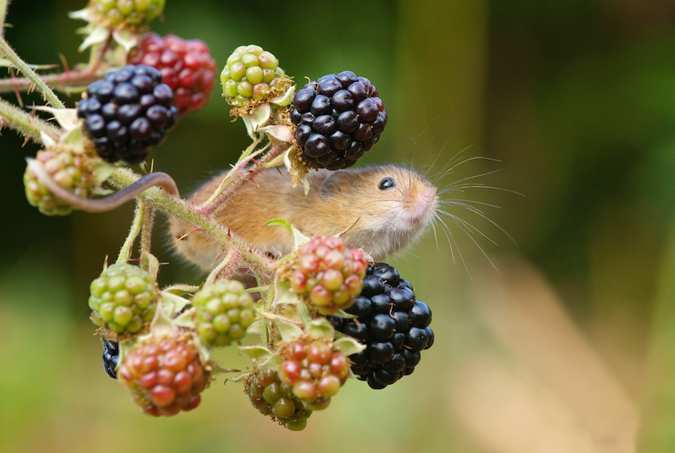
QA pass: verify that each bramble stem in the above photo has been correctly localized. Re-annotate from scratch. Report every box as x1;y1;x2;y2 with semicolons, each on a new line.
107;167;277;281
0;38;66;109
199;139;289;215
205;250;240;285
0;97;61;143
139;200;155;270
0;0;10;38
117;200;145;265
0;68;104;94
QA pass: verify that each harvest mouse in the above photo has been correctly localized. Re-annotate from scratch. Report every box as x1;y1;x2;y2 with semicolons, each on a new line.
170;164;439;270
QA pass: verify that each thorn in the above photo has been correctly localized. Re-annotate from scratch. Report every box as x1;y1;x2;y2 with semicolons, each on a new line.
176;226;201;241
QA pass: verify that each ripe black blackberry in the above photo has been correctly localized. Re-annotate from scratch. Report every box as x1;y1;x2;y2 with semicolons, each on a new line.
102;339;119;379
291;71;387;171
78;65;178;164
328;263;434;389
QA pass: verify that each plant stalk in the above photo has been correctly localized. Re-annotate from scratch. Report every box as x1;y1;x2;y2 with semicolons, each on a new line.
0;97;61;144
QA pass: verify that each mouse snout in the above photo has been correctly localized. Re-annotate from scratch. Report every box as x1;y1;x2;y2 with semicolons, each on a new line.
420;187;437;205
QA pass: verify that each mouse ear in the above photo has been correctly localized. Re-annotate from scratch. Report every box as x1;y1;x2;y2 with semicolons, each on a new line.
319;170;352;195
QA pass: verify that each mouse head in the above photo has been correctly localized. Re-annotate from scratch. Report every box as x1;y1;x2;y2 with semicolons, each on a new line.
320;164;438;258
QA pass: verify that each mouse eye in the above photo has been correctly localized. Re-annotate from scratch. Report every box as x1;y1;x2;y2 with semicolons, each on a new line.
378;177;395;190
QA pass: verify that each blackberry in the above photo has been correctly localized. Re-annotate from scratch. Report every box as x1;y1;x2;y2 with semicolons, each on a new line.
291;71;387;170
23;149;96;216
117;334;210;416
78;64;178;164
129;33;217;116
281;236;368;315
247;368;313;431
328;263;434;389
220;45;286;108
102;339;119;379
192;280;257;347
88;0;165;29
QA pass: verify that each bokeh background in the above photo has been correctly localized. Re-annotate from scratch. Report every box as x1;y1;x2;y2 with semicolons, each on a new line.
2;0;675;452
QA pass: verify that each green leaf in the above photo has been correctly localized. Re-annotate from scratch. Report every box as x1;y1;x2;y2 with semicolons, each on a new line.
264;218;310;250
334;337;366;356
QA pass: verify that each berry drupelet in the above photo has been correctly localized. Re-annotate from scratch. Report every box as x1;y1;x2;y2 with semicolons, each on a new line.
291;71;387;170
78;65;178;164
328;263;434;389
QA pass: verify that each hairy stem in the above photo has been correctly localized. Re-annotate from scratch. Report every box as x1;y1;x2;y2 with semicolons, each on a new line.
107;167;276;281
139;200;155;271
205;250;240;285
0;0;10;38
0;38;66;109
0;68;104;94
199;139;289;215
117;200;145;265
0;97;61;143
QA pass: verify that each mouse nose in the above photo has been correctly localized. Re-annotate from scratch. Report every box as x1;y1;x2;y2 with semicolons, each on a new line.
420;187;437;204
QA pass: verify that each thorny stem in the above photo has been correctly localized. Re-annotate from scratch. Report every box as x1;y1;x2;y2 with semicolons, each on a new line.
0;0;10;38
117;200;145;265
199;139;289;215
106;167;277;282
139;200;155;271
0;97;61;143
205;250;241;285
0;38;66;109
0;67;105;94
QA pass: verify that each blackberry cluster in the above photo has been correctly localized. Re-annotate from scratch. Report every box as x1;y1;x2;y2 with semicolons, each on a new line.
328;263;434;389
291;71;387;170
23;149;95;216
129;33;217;116
285;236;368;315
78;65;178;164
247;368;313;431
117;335;210;417
192;280;257;347
102;339;119;379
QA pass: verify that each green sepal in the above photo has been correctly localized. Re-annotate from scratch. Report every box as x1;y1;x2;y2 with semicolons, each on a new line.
143;251;160;281
242;103;271;139
240;345;273;360
209;361;240;375
264;219;310;250
283;144;310;194
173;307;195;329
94;161;117;186
161;283;202;295
258;352;282;369
246;318;264;335
32;106;79;131
59;124;86;153
334;309;357;319
258;125;294;143
112;29;139;53
270;84;295;107
276;318;304;343
306;318;335;340
334;336;366;356
160;291;191;317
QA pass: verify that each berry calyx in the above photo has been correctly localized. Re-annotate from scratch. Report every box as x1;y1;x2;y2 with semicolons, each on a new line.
88;263;157;336
117;334;210;416
291;71;387;170
220;45;287;108
192;280;257;347
282;236;368;315
277;337;350;410
129;33;217;116
328;263;434;389
88;0;165;30
78;64;178;164
23;149;96;216
247;368;313;430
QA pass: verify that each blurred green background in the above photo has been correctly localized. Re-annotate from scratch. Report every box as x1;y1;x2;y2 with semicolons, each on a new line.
2;0;675;452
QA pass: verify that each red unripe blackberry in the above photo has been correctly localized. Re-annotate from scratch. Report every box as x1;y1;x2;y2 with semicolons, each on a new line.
282;236;368;315
291;71;387;170
328;263;434;389
247;368;313;430
277;338;350;410
78;65;178;164
129;33;217;116
117;335;210;416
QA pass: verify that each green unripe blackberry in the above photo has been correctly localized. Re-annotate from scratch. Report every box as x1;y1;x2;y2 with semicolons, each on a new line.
89;0;165;29
89;263;157;335
247;368;312;430
24;149;96;216
220;45;286;107
193;279;257;347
